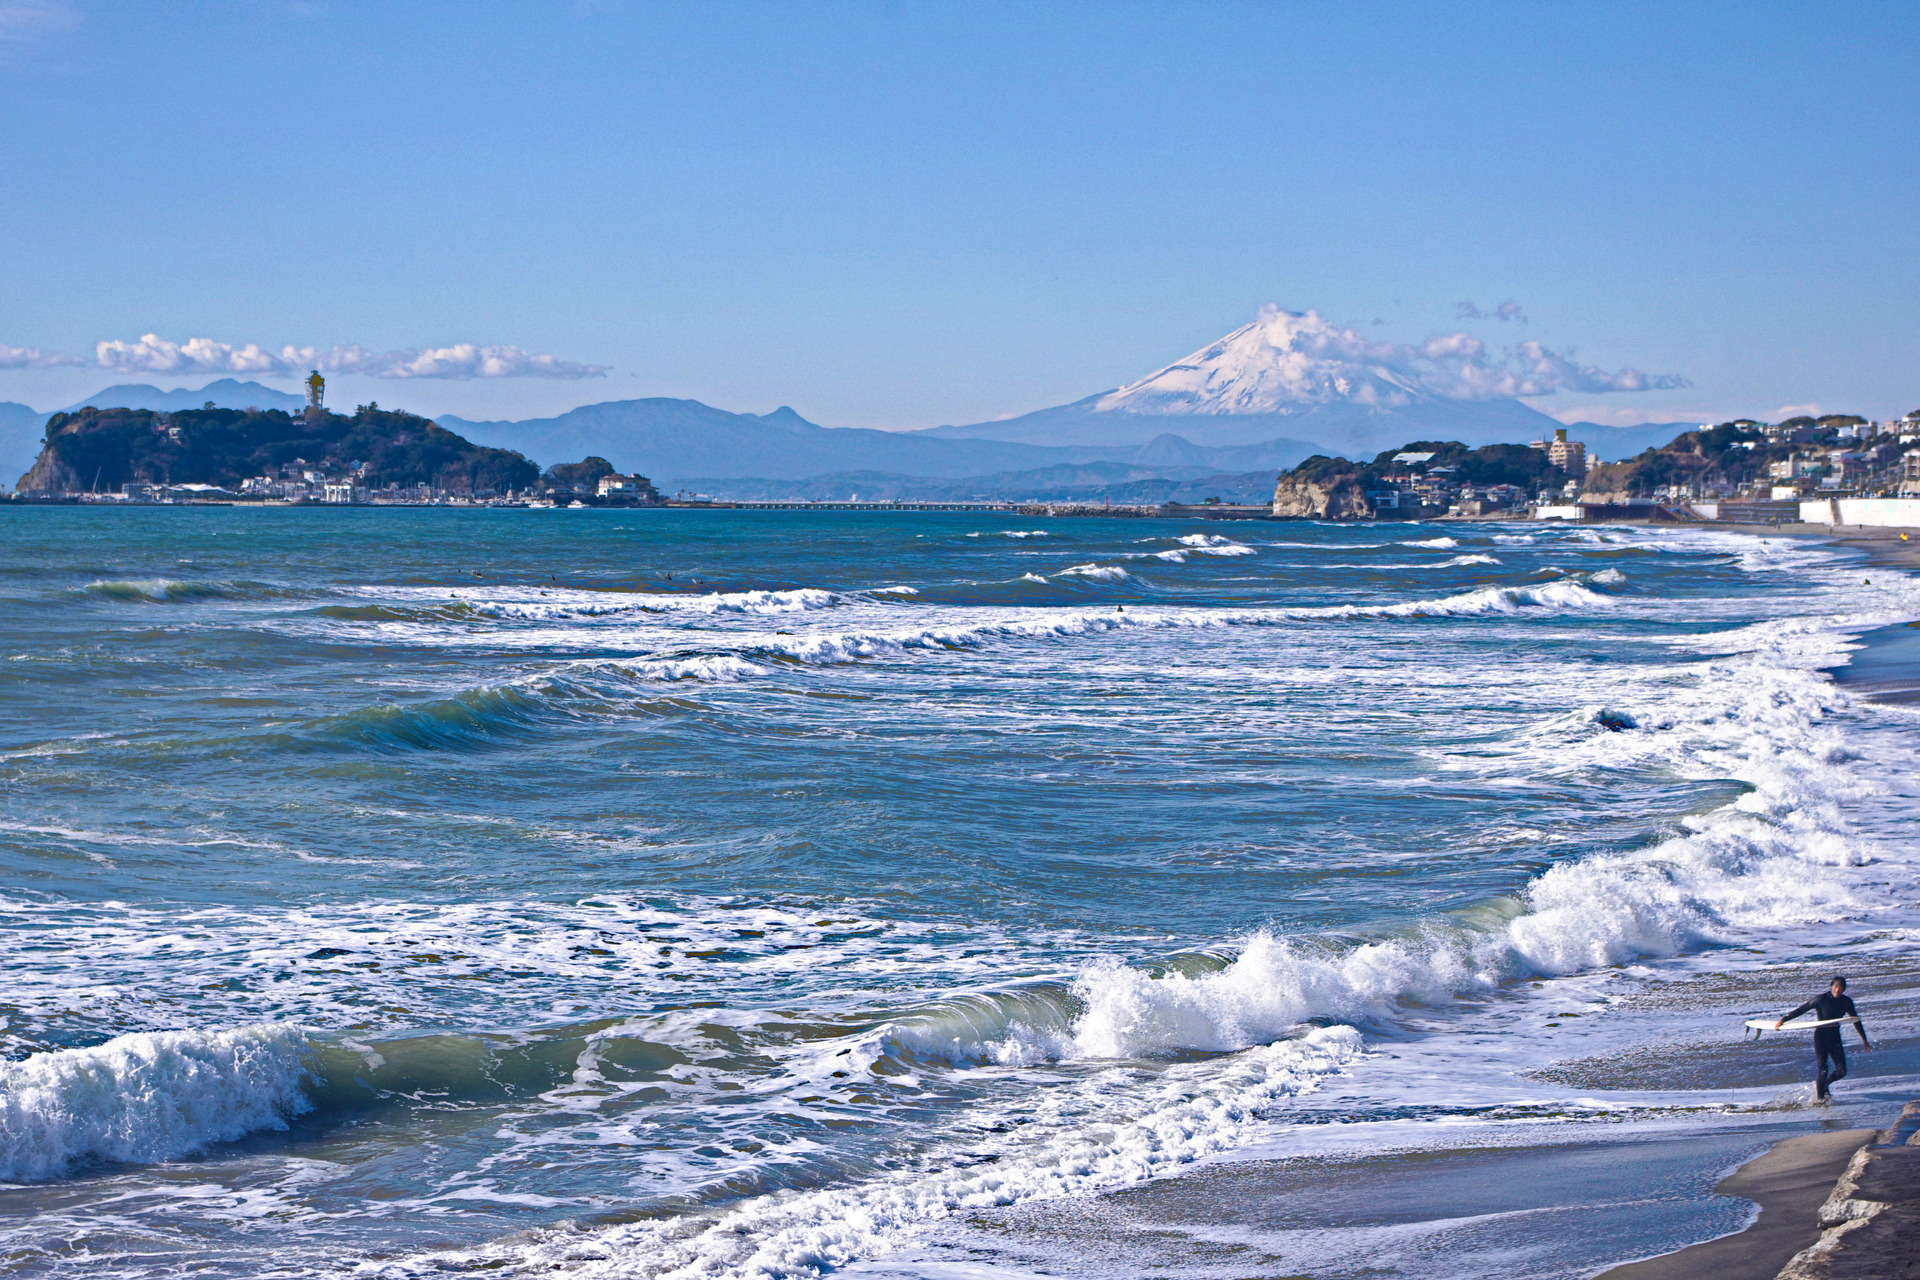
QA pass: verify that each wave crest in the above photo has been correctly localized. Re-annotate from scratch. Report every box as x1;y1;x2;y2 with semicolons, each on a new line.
0;1025;313;1181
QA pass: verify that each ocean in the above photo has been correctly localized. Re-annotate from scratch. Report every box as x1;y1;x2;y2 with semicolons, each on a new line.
1;508;1915;1279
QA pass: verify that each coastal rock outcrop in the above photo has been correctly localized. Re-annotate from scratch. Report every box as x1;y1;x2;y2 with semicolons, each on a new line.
15;447;81;495
1271;457;1375;518
1776;1101;1920;1279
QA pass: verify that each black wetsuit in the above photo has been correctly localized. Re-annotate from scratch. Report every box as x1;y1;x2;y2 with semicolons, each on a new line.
1782;992;1862;1099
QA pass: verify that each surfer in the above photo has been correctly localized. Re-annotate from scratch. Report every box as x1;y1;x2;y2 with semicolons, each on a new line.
1774;976;1872;1101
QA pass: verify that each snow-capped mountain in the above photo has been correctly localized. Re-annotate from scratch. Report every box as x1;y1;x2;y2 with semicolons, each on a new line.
1094;308;1431;415
922;306;1683;457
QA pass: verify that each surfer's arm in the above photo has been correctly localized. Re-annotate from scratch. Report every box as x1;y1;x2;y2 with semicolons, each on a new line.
1847;1001;1871;1048
1776;998;1817;1031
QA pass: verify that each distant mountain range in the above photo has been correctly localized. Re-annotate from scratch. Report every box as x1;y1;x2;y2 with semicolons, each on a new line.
918;311;1698;462
0;401;43;493
438;399;1322;486
6;316;1711;494
672;462;1286;505
920;391;1563;454
58;379;309;415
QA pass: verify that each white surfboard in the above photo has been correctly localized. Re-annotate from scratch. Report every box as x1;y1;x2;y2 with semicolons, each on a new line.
1745;1016;1858;1033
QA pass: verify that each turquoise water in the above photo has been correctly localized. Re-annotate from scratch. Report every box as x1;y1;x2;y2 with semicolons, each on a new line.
1;509;1914;1278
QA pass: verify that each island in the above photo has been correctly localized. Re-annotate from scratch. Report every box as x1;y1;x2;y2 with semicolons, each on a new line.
10;400;664;507
15;401;538;500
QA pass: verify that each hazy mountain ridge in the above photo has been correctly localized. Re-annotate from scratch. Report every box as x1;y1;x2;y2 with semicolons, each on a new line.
0;402;43;493
676;462;1284;505
58;379;309;415
918;394;1565;454
14;334;1708;497
438;397;1321;484
916;309;1696;460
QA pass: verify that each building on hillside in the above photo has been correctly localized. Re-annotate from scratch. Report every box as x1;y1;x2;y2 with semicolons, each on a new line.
1544;427;1586;477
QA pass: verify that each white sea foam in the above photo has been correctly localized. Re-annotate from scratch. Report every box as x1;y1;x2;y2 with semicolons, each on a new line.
579;581;1617;685
1176;534;1256;556
1402;537;1459;549
1055;563;1131;581
0;1025;313;1181
455;587;844;619
383;1028;1364;1280
624;654;766;682
1439;554;1500;567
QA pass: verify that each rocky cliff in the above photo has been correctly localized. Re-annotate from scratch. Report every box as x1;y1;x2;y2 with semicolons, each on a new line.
1271;464;1375;518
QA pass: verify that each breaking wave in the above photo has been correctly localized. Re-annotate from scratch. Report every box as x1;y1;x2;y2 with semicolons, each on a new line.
78;578;302;603
1176;534;1256;556
447;587;844;620
0;1025;313;1181
204;579;1627;755
1054;563;1131;581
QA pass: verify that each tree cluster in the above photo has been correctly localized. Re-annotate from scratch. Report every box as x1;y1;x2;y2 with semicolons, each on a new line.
1281;439;1570;491
535;456;663;504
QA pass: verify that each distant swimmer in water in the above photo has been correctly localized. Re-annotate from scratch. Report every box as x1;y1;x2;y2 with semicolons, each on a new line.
1775;976;1872;1101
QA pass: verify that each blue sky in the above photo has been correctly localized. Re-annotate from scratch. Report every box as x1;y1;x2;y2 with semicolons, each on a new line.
0;1;1914;427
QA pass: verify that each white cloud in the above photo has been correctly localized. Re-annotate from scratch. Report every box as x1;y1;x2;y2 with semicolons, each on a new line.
92;333;608;380
0;343;86;369
95;334;289;376
317;343;609;380
1504;339;1688;395
1455;299;1528;323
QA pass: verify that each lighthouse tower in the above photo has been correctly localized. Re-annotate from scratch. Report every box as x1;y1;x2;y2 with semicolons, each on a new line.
305;370;325;419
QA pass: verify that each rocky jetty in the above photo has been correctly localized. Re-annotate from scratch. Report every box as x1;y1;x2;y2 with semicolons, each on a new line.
1777;1100;1920;1278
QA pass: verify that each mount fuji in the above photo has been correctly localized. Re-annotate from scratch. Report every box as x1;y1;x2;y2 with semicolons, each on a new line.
918;308;1664;457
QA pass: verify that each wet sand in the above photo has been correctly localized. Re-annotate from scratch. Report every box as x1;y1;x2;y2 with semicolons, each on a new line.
907;1123;1884;1280
1595;1128;1878;1280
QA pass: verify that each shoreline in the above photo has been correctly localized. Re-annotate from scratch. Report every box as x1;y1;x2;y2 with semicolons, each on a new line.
1594;1127;1880;1280
1767;521;1920;572
1772;523;1920;701
930;1119;1896;1280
